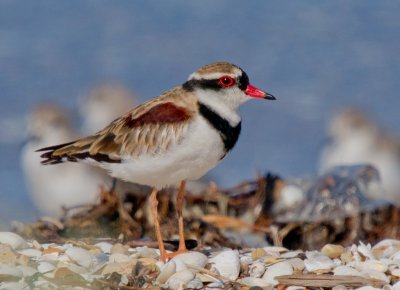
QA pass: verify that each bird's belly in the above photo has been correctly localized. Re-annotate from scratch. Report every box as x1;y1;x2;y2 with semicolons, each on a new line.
104;118;226;188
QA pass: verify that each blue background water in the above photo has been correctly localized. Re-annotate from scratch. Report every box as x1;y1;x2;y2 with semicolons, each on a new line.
1;1;399;228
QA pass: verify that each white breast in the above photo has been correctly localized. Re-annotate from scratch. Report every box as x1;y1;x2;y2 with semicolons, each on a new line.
103;116;226;188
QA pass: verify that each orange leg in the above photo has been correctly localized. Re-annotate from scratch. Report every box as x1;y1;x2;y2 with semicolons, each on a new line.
149;187;167;262
166;180;188;259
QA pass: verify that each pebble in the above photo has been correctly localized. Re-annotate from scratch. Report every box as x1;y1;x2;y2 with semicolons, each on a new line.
321;244;344;259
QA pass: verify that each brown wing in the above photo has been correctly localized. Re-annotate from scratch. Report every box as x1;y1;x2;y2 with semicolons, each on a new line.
38;88;198;164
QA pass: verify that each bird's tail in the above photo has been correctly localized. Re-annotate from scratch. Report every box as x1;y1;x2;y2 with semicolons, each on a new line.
36;136;101;165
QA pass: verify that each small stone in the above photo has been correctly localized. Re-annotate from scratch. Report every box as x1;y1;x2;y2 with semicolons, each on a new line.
102;262;135;275
321;244;344;259
252;248;267;260
340;252;353;264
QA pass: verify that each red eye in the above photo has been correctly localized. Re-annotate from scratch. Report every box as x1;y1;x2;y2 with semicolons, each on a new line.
219;76;235;87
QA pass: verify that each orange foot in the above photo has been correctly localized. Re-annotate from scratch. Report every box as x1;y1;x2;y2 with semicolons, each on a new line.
160;246;189;262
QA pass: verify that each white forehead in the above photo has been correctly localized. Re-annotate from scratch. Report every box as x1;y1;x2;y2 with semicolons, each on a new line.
188;67;242;81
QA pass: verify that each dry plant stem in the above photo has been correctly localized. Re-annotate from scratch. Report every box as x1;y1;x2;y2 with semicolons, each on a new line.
149;187;167;262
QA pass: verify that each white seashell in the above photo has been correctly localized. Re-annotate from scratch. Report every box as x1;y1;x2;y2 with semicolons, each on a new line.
94;242;113;254
173;258;188;272
249;261;266;278
120;274;129;285
238;277;273;289
356;286;384;290
262;261;293;286
65;247;92;268
0;281;26;290
240;254;253;265
67;263;89;274
0;232;28;250
40;252;60;262
0;264;23;277
206;282;224;288
101;262;134;275
109;253;132;263
333;265;364;277
166;269;195;290
281;250;303;259
286;287;306;290
186;278;203;289
287;257;305;271
304;251;334;272
332;286;347;290
157;260;176;284
37;261;56;273
393;281;400;290
391;251;400;261
16;265;37;277
18;248;42;258
110;243;128;255
391;268;400;278
209;250;240;280
358;260;388;273
172;251;207;274
361;269;390;283
372;239;400;259
357;242;375;260
263;246;289;254
136;247;158;259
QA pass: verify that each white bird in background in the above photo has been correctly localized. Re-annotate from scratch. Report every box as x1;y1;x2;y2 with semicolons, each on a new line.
80;84;136;134
319;108;400;203
21;104;109;216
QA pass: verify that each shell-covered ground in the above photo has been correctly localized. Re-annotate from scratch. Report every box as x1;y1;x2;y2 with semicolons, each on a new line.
2;168;400;289
1;231;400;289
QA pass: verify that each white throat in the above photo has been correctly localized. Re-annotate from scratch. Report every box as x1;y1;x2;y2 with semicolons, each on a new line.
195;88;247;126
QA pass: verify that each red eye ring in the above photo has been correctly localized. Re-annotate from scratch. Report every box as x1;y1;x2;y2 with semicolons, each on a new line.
219;75;235;87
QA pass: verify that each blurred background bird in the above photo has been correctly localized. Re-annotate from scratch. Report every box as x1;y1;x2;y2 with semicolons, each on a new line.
319;108;400;204
21;103;109;216
79;84;136;134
